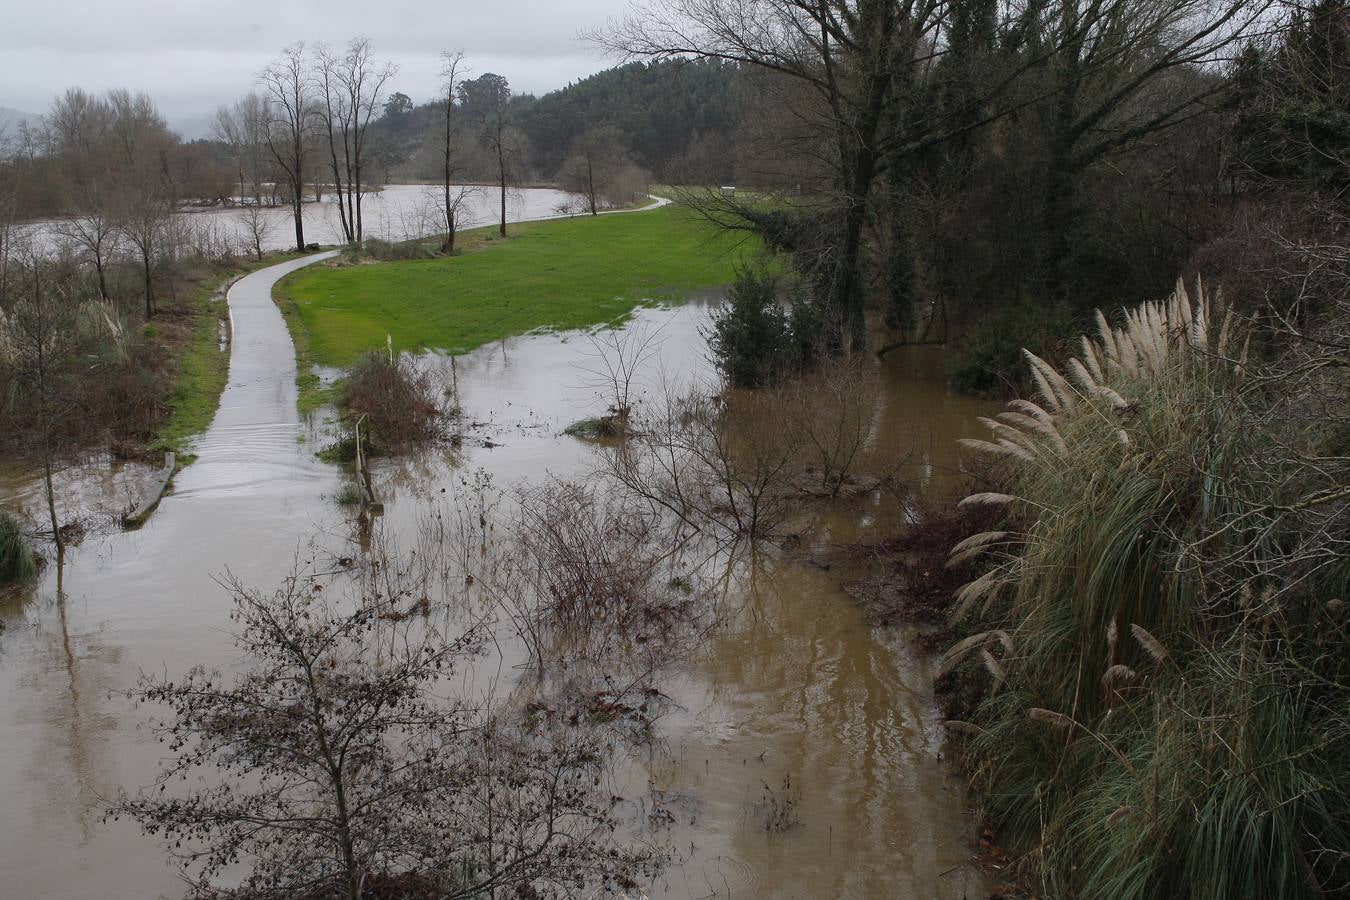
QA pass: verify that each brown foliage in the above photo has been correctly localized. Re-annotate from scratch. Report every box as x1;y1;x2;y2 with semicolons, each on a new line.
339;351;442;454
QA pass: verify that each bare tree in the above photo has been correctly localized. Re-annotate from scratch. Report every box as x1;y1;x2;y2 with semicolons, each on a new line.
108;555;657;899
236;202;273;260
0;125;15;304
438;50;475;253
53;211;120;302
259;43;312;251
461;73;524;238
47;89;121;302
1028;0;1276;295
211;93;272;207
106;89;175;319
1;257;80;566
786;356;881;495
607;381;804;539
315;38;397;245
559;123;633;215
573;320;665;432
594;0;942;351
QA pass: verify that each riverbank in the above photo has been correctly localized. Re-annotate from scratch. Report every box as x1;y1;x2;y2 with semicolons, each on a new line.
274;204;758;373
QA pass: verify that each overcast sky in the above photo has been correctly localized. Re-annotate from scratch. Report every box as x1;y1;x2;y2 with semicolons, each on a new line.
0;0;636;130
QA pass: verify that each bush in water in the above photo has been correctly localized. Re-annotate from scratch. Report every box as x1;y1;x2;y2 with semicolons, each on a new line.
108;561;659;899
338;351;441;455
706;267;794;389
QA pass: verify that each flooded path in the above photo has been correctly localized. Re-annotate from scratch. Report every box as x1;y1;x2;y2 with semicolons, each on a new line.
0;260;992;896
0;252;346;897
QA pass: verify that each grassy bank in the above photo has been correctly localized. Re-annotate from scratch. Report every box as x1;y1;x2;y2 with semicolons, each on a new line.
275;204;758;371
155;251;307;453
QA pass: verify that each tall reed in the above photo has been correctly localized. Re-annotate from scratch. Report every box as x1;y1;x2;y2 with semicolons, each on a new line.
944;281;1349;897
0;511;36;586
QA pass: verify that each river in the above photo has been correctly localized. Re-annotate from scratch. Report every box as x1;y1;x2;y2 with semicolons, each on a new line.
0;250;995;897
19;183;580;256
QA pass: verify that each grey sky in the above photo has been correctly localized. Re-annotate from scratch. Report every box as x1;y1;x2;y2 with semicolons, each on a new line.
0;0;635;128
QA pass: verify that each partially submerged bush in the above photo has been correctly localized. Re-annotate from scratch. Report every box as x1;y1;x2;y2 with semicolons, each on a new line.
706;268;795;388
943;281;1350;897
945;297;1070;396
0;512;37;587
563;415;627;440
338;351;441;455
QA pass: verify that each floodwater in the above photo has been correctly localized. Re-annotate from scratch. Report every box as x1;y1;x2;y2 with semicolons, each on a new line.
20;183;579;256
0;251;994;897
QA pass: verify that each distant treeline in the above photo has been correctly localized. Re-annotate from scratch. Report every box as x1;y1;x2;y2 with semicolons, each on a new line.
0;58;741;223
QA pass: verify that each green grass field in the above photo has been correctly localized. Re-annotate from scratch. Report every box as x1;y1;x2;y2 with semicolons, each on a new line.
275;205;758;369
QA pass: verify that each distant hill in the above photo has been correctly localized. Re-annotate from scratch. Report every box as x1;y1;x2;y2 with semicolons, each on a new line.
516;59;739;179
0;106;41;134
373;59;740;184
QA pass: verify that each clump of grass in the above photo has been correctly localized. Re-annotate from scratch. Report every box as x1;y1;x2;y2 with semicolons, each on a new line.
943;281;1350;898
563;415;627;440
333;482;364;507
0;512;37;587
757;774;802;833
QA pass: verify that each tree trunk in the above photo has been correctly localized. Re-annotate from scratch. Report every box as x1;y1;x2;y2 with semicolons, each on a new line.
326;131;353;244
353;156;363;244
587;157;598;215
291;140;306;251
1041;4;1084;301
443;200;456;254
95;257;109;303
443;94;455;254
825;144;878;354
142;247;155;319
43;449;63;564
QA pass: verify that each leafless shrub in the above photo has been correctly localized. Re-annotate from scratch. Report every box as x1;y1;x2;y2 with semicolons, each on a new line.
235;203;273;260
754;773;801;833
780;356;882;495
605;381;805;540
567;321;665;438
108;553;658;899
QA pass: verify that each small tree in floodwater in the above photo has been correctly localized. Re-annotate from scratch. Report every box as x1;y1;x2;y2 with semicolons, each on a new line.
109;565;656;899
0;254;106;567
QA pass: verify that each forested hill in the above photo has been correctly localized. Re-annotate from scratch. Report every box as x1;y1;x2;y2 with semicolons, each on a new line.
516;59;738;179
378;58;739;184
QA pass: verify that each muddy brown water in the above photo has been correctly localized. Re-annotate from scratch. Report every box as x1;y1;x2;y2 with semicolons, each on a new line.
0;255;994;897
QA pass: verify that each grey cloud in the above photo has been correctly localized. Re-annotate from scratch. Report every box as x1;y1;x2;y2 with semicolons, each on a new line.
0;0;631;120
